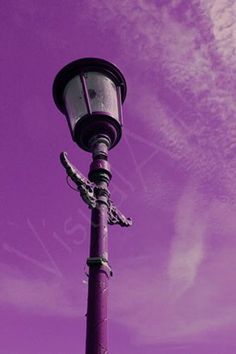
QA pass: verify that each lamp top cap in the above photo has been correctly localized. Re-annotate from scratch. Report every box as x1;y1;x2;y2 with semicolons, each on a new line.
53;57;127;114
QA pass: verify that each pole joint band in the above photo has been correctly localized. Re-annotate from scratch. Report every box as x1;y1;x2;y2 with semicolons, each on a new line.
86;257;113;276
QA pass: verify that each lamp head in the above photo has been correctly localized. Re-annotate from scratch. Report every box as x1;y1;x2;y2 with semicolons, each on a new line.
53;57;127;152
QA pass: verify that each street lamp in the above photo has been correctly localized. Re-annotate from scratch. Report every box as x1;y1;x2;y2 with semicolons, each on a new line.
53;58;132;354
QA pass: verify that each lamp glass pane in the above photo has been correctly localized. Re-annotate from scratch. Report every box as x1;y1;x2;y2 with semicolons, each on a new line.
84;71;119;120
64;76;87;129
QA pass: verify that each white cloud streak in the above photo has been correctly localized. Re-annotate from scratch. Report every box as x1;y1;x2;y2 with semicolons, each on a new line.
85;0;236;202
2;185;236;344
168;185;207;296
0;263;84;318
109;186;236;345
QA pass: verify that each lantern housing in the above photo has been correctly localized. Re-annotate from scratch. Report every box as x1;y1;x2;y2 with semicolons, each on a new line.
53;58;127;151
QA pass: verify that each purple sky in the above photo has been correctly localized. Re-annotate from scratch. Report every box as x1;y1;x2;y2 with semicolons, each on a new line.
1;0;236;353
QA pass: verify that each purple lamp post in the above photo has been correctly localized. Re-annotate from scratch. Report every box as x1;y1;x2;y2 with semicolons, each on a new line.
52;58;132;354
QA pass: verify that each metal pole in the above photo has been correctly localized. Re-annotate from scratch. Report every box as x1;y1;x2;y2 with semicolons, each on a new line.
59;138;131;354
85;136;111;354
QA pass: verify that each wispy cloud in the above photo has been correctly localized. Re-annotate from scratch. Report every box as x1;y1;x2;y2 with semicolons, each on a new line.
202;0;236;68
2;186;236;343
110;254;236;345
86;0;236;203
109;186;236;345
0;263;84;318
168;184;207;297
72;2;236;345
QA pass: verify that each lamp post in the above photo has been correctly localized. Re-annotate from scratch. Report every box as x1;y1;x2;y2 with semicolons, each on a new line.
53;58;132;354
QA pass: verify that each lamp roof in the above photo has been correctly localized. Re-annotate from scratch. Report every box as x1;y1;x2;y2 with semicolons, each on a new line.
53;57;127;114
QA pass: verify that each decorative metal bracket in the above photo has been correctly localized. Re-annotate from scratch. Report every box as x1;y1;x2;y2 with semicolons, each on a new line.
108;200;132;227
60;152;96;208
60;152;132;227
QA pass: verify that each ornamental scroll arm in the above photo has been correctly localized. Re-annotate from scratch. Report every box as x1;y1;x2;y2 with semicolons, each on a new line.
60;152;132;227
108;200;132;227
60;152;97;208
